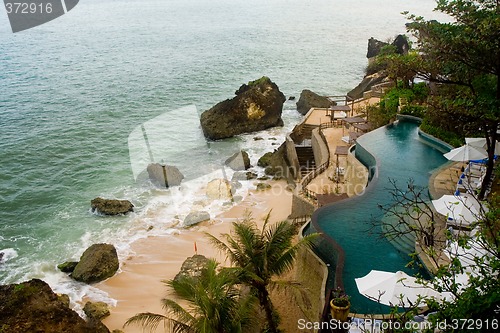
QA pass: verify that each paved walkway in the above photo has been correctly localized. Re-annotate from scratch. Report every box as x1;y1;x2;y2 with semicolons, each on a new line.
304;96;381;199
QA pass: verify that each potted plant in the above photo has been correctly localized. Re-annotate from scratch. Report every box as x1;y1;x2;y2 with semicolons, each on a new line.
330;288;350;322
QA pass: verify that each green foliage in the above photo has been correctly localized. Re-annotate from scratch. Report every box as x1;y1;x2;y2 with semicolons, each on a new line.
248;76;271;86
419;120;464;147
125;259;257;333
206;213;318;333
330;287;350;307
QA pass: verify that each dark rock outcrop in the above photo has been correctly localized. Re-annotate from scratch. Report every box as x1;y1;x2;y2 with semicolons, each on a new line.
72;244;119;284
296;89;332;115
0;279;109;333
225;150;251;170
147;163;184;188
366;34;409;59
367;37;389;58
91;198;133;216
174;255;210;282
200;77;286;140
57;261;78;273
257;144;292;180
392;34;410;55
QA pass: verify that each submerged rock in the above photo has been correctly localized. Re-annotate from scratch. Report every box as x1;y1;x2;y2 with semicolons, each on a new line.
0;279;109;333
174;255;210;282
147;163;184;187
91;197;133;216
200;76;286;140
225;150;251;171
183;211;211;227
72;243;119;284
296;89;332;115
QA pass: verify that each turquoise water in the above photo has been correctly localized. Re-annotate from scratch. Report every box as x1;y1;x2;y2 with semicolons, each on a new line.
0;0;447;305
313;120;448;314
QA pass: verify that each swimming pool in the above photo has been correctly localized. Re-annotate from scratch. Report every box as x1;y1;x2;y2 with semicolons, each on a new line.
310;119;449;314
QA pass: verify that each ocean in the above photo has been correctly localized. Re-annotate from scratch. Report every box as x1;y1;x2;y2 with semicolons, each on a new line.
0;0;447;307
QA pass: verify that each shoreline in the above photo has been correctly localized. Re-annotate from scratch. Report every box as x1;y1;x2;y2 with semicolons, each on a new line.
97;180;294;333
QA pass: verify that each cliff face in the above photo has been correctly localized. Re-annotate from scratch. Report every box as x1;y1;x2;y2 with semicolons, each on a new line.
200;77;285;140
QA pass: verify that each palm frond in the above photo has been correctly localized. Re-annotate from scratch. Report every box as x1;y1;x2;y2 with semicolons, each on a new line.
124;312;169;332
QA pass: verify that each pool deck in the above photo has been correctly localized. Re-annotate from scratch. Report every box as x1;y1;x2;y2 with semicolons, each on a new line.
303;97;379;200
429;161;463;199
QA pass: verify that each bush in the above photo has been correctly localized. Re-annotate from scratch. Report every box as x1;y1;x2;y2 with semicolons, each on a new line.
420;120;464;147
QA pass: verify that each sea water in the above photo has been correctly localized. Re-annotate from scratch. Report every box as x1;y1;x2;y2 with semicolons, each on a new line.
0;0;448;306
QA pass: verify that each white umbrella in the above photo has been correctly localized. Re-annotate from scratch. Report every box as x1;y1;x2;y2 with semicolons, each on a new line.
431;193;480;227
355;270;442;308
465;137;500;155
443;144;487;162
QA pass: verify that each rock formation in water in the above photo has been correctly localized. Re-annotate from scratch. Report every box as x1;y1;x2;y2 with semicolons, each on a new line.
200;76;286;140
91;197;134;215
296;89;332;115
71;243;119;284
0;279;110;333
146;163;184;187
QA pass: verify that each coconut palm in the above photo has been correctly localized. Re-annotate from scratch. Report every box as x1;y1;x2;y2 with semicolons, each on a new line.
124;258;256;333
206;213;318;333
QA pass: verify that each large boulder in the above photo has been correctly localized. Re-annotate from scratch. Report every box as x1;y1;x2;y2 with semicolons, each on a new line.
0;279;109;333
91;197;133;216
257;144;290;178
183;211;211;227
206;178;233;200
200;76;286;140
147;163;184;187
72;244;119;284
225;150;251;171
174;255;210;282
296;89;332;115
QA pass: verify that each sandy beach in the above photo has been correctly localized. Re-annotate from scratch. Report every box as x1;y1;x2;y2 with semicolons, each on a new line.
98;180;294;333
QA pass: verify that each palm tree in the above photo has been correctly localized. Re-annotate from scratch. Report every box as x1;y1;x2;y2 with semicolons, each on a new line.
124;259;256;333
206;213;318;333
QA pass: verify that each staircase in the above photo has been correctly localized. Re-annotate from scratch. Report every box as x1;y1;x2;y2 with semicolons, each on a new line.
298;124;318;140
296;146;316;177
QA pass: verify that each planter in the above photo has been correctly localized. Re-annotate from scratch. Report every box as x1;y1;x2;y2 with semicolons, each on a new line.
330;300;350;322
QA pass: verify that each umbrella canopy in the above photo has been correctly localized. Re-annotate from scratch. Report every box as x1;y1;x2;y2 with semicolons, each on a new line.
431;193;480;226
443;143;487;162
355;270;442;308
465;137;500;155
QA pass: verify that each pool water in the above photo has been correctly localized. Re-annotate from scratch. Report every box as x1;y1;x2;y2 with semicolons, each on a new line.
312;119;448;314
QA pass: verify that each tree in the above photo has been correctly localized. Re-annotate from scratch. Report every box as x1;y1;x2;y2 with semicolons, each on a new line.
405;0;500;199
206;213;318;333
124;259;257;333
376;180;500;332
